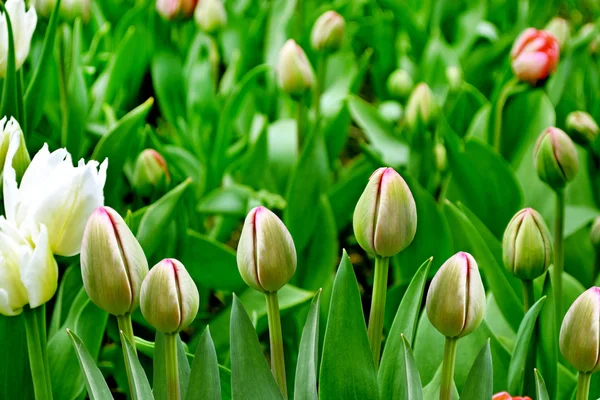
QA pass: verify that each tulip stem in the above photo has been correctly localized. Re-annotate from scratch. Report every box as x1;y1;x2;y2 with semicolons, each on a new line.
314;52;327;127
492;77;520;153
296;99;305;148
23;305;53;400
117;314;137;397
367;256;389;367
522;280;537;396
440;337;457;400
522;280;535;313
577;372;591;400
165;333;180;400
265;291;287;398
553;189;565;332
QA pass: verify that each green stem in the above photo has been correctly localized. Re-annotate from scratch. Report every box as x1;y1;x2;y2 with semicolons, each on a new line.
165;333;180;400
522;280;536;396
296;99;305;149
522;280;535;313
314;52;327;127
23;305;53;400
577;372;591;400
440;337;458;400
553;190;565;332
117;314;136;397
266;291;287;398
367;256;390;367
492;77;519;153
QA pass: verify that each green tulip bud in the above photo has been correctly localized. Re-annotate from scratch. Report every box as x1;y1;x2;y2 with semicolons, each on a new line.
566;111;599;146
590;216;600;250
378;101;403;124
426;252;486;338
237;206;297;293
353;167;417;257
534;127;579;191
310;10;345;53
277;39;314;98
445;66;463;92
405;83;439;132
81;207;149;316
434;143;447;172
140;259;199;334
194;0;227;34
132;149;170;197
0;117;30;180
502;208;553;280
545;17;570;50
387;69;413;99
560;287;600;372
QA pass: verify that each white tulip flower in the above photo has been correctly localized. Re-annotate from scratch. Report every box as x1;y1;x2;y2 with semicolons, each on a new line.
3;131;108;257
0;218;57;316
0;0;37;77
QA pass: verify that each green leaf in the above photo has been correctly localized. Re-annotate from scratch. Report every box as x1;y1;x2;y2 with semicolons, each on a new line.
347;95;409;167
460;340;493;400
136;178;192;256
153;332;191;400
328;157;373;230
537;276;558;399
0;315;33;399
380;334;423;400
186;327;221;400
319;250;378;399
294;291;321;400
230;295;283;400
151;48;186;131
267;119;299;194
0;2;19;122
66;330;112;400
507;296;547;395
120;332;154;399
534;369;550;400
422;365;459;400
181;230;244;291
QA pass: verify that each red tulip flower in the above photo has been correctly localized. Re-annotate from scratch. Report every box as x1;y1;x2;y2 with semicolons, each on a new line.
510;28;559;84
493;391;532;400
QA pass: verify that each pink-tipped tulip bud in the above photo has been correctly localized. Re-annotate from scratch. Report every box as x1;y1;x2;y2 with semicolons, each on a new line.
277;39;314;98
310;11;345;52
566;111;599;146
590;216;600;250
237;206;297;293
560;287;600;372
353;167;417;257
534;127;579;191
132;149;170;197
502;208;553;281
493;393;532;400
405;83;439;132
156;0;198;20
194;0;227;34
387;69;414;99
81;207;149;316
510;28;559;85
140;259;199;334
426;252;486;338
544;17;570;50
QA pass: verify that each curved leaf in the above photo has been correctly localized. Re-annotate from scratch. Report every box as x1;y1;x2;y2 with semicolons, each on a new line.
186;327;221;400
460;340;493;400
66;330;112;400
379;334;423;400
534;369;550;400
294;291;321;400
120;332;154;399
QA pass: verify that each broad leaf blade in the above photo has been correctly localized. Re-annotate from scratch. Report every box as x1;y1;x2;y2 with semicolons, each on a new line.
66;330;112;400
0;2;19;122
294;291;321;400
534;368;550;400
380;334;423;400
121;332;153;399
319;250;378;399
186;327;221;400
460;340;493;400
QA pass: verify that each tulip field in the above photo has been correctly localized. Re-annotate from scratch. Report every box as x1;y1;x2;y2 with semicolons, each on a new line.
2;0;600;399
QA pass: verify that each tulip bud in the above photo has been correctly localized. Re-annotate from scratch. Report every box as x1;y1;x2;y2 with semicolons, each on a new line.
544;17;570;50
434;143;447;172
534;127;579;190
493;393;532;400
378;101;403;124
426;252;486;338
81;207;149;316
387;69;414;99
59;0;91;22
194;0;227;34
0;117;30;179
566;111;599;146
140;259;199;334
132;149;170;197
353;167;417;258
560;287;600;372
510;28;559;85
157;0;197;20
310;10;345;52
277;39;314;98
591;216;600;250
502;208;553;281
405;83;438;132
237;206;296;293
445;66;463;92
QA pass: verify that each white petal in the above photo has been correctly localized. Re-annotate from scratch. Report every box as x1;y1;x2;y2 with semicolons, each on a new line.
0;218;28;316
19;223;57;308
3;125;23;222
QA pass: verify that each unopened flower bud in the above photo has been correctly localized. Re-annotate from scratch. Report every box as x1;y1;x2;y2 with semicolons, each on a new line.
277;39;314;97
560;287;600;372
310;11;344;52
59;0;91;22
502;208;553;281
194;0;227;34
378;101;403;124
405;83;438;132
545;17;570;50
566;111;599;146
353;167;417;257
237;206;296;293
445;66;463;91
590;216;600;250
81;207;149;316
434;143;447;172
132;149;170;197
534;127;579;190
0;117;30;179
387;69;413;99
140;259;199;334
426;252;486;338
511;28;559;85
156;0;197;20
493;393;532;400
